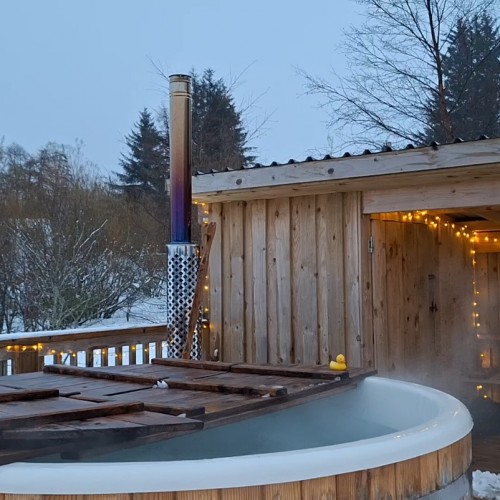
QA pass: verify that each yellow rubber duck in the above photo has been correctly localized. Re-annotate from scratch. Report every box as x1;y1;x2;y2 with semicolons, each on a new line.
329;354;347;371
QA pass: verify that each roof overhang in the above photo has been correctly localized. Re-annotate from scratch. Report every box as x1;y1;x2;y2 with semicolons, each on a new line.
193;138;500;204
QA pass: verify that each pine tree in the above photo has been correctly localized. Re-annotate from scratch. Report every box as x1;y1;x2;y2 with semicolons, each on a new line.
191;69;254;173
115;108;169;202
424;14;500;143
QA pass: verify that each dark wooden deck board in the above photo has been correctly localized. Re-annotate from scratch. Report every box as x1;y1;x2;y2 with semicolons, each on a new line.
1;411;203;441
100;363;228;380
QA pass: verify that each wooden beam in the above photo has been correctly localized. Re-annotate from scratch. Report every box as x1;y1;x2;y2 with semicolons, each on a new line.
363;178;500;214
229;363;349;380
193;139;500;202
474;209;500;227
0;401;144;430
152;358;234;371
0;388;59;403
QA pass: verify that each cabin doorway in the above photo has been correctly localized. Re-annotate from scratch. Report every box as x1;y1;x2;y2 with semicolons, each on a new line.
368;211;489;397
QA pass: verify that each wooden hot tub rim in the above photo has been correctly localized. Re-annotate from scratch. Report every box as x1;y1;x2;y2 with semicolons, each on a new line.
0;433;472;499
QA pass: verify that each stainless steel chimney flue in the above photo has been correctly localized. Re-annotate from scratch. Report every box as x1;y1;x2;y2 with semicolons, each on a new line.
166;74;201;359
169;74;192;243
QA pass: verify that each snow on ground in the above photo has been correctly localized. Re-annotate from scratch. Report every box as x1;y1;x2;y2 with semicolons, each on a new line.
474;470;500;499
89;291;168;328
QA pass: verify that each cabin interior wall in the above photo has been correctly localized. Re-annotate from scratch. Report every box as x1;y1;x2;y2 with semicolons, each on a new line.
206;193;370;368
371;217;475;395
474;252;500;401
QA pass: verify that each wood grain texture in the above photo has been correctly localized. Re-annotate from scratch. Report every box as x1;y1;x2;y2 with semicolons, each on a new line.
336;470;369;500
262;480;302;499
371;219;388;374
250;199;268;363
229;202;245;362
316;194;338;365
368;464;396;499
395;457;421;499
208;202;223;360
419;451;439;496
360;213;374;369
343;192;362;368
364;177;500;214
291;195;318;365
273;198;292;364
301;475;337;499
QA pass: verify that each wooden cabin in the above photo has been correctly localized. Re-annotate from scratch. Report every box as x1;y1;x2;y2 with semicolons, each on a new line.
193;137;500;400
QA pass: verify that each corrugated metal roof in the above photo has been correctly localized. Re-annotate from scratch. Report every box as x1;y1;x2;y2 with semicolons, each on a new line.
194;135;492;176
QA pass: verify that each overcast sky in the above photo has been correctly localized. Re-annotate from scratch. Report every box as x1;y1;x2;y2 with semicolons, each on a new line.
0;0;362;175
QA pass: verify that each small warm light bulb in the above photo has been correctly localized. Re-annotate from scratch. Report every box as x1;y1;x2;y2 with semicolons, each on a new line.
485;236;490;242
476;385;483;390
455;231;461;237
483;394;489;399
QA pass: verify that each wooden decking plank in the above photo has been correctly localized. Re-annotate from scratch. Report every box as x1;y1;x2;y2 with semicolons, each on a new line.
142;403;205;418
0;416;144;440
0;396;98;416
194;371;331;393
0;400;144;430
1;411;202;441
0;388;59;402
43;364;287;397
152;358;235;371
230;363;349;380
44;364;160;384
100;363;228;380
163;378;287;397
107;411;203;433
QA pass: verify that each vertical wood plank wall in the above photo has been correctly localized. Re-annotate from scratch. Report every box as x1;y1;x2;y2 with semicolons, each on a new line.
207;193;371;368
371;218;474;393
475;252;500;400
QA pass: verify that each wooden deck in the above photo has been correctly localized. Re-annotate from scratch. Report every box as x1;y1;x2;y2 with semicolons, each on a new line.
0;358;374;465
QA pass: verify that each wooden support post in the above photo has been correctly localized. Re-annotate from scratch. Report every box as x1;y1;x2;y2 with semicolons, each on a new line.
69;352;78;366
115;346;123;366
129;345;137;366
143;344;150;365
101;348;109;367
155;341;163;359
86;348;94;368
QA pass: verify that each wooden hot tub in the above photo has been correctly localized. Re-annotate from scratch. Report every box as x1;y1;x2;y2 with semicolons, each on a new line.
0;377;473;499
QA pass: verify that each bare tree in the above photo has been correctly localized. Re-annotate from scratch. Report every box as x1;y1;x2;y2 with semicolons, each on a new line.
300;0;497;151
0;142;163;332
